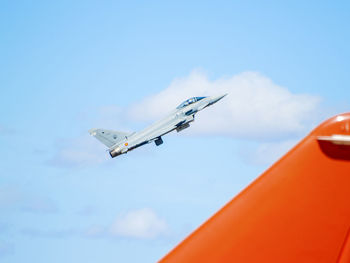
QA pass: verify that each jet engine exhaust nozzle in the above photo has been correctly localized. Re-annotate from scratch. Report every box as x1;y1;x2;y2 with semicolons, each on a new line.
109;147;124;158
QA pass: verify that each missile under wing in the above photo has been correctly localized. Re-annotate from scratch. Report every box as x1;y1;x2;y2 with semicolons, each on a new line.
89;94;226;158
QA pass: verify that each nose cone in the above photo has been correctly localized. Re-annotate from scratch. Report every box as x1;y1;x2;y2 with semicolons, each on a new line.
209;94;227;105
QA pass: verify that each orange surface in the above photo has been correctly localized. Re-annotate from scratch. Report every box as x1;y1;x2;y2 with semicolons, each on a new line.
160;113;350;263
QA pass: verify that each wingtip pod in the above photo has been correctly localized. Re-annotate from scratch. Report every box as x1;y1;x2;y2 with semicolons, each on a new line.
159;112;350;263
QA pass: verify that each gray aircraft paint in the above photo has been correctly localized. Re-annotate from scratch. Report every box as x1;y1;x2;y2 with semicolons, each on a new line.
89;94;227;158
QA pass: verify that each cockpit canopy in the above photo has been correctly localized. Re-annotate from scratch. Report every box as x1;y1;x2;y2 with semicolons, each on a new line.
176;97;206;109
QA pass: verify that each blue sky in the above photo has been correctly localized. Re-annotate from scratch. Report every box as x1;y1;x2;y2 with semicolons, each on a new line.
1;1;349;262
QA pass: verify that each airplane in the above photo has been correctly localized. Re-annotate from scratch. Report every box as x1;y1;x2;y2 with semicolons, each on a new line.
89;94;227;158
159;112;350;263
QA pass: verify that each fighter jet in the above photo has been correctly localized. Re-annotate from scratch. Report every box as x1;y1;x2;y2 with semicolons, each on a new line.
89;94;227;158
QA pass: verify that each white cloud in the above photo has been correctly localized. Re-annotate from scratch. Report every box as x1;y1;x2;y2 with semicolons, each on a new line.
129;70;320;139
48;135;109;168
241;139;299;166
19;208;169;240
110;208;168;239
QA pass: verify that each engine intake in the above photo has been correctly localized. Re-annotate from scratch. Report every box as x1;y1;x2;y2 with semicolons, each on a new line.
176;122;190;132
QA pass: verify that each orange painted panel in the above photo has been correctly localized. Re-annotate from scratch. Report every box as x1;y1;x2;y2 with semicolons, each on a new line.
160;113;350;263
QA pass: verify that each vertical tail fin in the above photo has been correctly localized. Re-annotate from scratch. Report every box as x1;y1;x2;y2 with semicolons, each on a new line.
160;113;350;263
89;129;130;148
